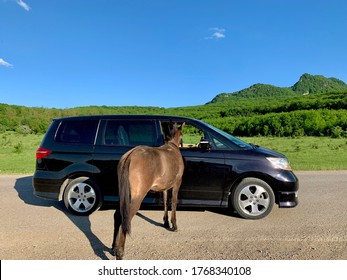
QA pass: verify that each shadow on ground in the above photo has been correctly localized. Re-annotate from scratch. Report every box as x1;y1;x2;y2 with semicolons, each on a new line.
14;176;239;259
14;176;112;260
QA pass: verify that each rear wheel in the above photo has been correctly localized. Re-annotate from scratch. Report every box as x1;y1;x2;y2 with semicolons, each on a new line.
63;177;102;216
231;178;275;219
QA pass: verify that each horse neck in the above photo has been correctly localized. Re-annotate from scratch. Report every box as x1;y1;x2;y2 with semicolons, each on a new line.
167;128;182;148
167;138;180;149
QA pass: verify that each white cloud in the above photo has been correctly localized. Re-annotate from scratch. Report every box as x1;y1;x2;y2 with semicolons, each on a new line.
0;58;13;68
1;0;31;11
205;28;226;40
16;0;31;11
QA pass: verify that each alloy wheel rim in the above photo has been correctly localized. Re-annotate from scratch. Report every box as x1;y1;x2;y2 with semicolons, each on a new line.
238;184;270;217
67;182;96;213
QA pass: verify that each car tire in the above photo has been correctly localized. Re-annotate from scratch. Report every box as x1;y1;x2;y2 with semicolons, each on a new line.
231;177;275;219
63;177;102;216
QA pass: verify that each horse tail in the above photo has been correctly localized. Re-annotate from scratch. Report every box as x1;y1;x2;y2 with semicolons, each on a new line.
118;152;132;235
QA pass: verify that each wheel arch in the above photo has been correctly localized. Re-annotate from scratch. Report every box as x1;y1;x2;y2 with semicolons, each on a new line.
58;172;99;201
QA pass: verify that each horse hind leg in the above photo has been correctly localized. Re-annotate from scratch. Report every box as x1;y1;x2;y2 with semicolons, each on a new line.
111;207;126;260
113;194;145;260
115;231;126;260
111;209;130;260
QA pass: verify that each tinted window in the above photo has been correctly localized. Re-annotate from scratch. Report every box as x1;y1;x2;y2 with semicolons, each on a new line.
56;120;99;144
104;120;155;146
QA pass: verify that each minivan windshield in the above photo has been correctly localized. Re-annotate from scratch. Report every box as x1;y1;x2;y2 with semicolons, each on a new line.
204;122;252;149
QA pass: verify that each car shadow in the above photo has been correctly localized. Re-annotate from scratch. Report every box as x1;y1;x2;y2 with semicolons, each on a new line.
14;175;112;260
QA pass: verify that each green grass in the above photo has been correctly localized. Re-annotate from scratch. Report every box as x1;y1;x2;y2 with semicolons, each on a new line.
0;132;43;174
0;132;346;174
241;136;347;170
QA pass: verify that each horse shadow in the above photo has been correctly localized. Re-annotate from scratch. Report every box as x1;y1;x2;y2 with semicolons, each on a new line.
14;175;112;260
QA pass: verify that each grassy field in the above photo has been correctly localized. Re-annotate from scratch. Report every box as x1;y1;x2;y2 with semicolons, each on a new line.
241;136;347;170
0;132;43;174
0;132;346;174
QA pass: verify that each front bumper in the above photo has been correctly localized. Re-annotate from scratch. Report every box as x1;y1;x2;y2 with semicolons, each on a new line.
275;170;299;208
278;191;298;207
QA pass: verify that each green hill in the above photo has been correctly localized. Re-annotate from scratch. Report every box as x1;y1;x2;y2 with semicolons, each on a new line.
291;73;347;94
209;73;347;103
210;84;297;103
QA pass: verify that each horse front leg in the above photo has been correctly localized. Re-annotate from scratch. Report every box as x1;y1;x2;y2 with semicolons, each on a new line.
163;190;170;228
170;187;179;232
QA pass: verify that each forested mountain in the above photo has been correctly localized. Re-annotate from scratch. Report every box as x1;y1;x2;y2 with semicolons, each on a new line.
291;73;347;94
209;73;347;103
209;84;297;103
1;73;346;137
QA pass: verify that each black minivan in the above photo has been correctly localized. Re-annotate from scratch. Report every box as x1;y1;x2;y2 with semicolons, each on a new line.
33;115;298;219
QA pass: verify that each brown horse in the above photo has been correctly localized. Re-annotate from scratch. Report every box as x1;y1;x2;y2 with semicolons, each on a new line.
111;122;185;260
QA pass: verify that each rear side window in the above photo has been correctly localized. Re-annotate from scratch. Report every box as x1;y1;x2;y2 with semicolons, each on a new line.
104;120;155;146
56;120;99;144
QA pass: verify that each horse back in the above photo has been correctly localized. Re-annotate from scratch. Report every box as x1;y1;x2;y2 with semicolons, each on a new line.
119;144;184;189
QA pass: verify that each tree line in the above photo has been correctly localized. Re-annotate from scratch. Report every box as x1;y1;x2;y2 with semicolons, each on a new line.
205;109;347;138
1;91;346;138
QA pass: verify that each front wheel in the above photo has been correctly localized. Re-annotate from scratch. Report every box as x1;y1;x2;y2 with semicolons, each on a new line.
63;177;102;216
231;178;275;219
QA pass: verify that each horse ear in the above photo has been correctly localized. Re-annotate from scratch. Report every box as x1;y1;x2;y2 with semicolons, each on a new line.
168;120;175;132
180;122;186;130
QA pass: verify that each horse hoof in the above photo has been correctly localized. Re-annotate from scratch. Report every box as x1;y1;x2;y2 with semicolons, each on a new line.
111;249;117;258
115;251;124;260
163;221;170;228
110;248;116;257
111;248;124;260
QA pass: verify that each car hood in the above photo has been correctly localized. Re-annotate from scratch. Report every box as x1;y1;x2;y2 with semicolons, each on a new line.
252;145;286;158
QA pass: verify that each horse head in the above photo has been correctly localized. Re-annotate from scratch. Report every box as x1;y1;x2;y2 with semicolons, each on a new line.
168;122;185;148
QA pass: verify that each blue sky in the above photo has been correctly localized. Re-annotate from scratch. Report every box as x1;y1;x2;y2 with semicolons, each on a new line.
1;0;347;108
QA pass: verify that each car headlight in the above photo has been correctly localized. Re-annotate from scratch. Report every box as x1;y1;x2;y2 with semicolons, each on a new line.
266;157;292;170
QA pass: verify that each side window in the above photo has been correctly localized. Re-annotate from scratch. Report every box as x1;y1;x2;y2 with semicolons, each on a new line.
161;122;207;149
181;123;204;148
160;121;197;146
160;121;231;150
104;120;156;146
209;134;229;149
56;120;99;144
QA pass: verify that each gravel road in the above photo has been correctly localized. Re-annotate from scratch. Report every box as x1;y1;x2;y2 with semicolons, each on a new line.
1;171;346;260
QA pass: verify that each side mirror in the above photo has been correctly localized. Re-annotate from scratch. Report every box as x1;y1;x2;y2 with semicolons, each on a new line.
198;139;212;150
